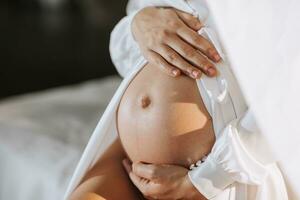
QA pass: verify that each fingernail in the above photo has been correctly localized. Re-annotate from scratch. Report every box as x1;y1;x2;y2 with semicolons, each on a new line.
207;67;216;76
208;49;221;62
213;53;221;62
172;69;180;77
192;70;201;79
195;22;203;30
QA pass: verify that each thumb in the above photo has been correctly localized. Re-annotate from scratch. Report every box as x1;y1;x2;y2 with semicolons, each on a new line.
174;9;203;31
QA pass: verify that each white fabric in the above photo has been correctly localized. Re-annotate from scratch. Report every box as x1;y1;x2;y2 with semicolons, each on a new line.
112;1;288;199
0;77;121;200
64;1;288;199
205;1;300;199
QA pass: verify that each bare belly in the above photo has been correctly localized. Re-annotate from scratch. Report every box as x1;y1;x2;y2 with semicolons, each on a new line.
117;63;215;168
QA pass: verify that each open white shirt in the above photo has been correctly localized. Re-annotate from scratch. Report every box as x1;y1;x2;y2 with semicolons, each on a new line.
64;0;288;199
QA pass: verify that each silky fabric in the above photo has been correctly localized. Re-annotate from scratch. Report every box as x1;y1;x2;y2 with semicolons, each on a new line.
64;1;288;199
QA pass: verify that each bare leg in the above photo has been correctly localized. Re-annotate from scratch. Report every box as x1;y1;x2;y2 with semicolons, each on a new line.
69;139;144;200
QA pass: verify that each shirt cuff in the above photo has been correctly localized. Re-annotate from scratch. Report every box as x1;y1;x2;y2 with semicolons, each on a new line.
187;156;234;199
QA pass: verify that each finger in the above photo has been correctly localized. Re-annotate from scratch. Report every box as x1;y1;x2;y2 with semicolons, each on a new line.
166;35;217;77
174;9;202;31
132;162;161;181
154;45;202;79
176;26;221;62
145;49;181;77
129;172;162;197
129;171;148;192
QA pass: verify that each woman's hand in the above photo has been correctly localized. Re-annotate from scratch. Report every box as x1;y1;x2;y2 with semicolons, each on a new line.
123;159;207;200
132;7;221;79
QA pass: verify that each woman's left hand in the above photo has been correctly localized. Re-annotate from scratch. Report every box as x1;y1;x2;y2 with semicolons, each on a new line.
122;159;206;200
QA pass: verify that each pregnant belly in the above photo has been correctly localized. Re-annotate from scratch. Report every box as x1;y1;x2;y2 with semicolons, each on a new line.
117;63;215;168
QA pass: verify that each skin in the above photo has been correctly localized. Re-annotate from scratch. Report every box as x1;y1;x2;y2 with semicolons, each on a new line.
123;159;204;200
69;139;144;200
122;7;221;199
70;7;219;200
117;63;214;200
132;7;221;79
70;63;212;200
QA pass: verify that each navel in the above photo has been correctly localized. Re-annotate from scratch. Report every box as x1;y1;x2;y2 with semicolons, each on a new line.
140;95;151;108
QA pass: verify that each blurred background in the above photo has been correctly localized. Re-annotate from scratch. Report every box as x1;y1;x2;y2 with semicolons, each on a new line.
0;0;125;99
0;0;126;199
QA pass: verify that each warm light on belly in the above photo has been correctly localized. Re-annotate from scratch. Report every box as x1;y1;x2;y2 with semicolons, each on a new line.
117;63;215;168
83;193;107;200
168;102;210;137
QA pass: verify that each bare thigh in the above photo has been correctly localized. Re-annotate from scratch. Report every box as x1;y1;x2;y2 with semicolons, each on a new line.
69;139;144;200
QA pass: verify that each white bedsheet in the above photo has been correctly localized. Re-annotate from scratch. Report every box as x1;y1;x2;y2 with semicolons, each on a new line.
0;76;121;200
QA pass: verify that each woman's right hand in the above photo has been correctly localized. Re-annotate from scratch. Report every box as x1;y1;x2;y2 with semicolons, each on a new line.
132;7;221;79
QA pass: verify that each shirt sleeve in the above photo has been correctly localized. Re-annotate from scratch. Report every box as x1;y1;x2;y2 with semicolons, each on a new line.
109;0;152;78
109;11;143;77
188;110;269;199
109;0;193;78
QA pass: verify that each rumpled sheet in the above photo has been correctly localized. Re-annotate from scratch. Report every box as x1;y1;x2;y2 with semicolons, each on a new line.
0;76;121;200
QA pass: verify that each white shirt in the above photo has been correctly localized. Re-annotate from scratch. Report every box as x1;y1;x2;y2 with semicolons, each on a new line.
64;1;288;199
110;0;287;200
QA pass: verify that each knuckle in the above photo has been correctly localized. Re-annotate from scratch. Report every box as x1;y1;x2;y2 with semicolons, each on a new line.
194;21;202;29
193;35;203;44
203;61;213;67
191;18;201;26
198;62;206;69
184;48;196;58
167;19;180;28
185;67;193;74
202;62;213;70
191;18;198;25
158;30;170;41
171;21;180;28
167;52;178;62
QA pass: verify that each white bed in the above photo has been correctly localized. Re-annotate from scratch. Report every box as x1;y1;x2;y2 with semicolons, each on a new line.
0;76;121;200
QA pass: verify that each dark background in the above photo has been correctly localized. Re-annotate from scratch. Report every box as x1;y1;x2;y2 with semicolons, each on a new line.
0;0;126;99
